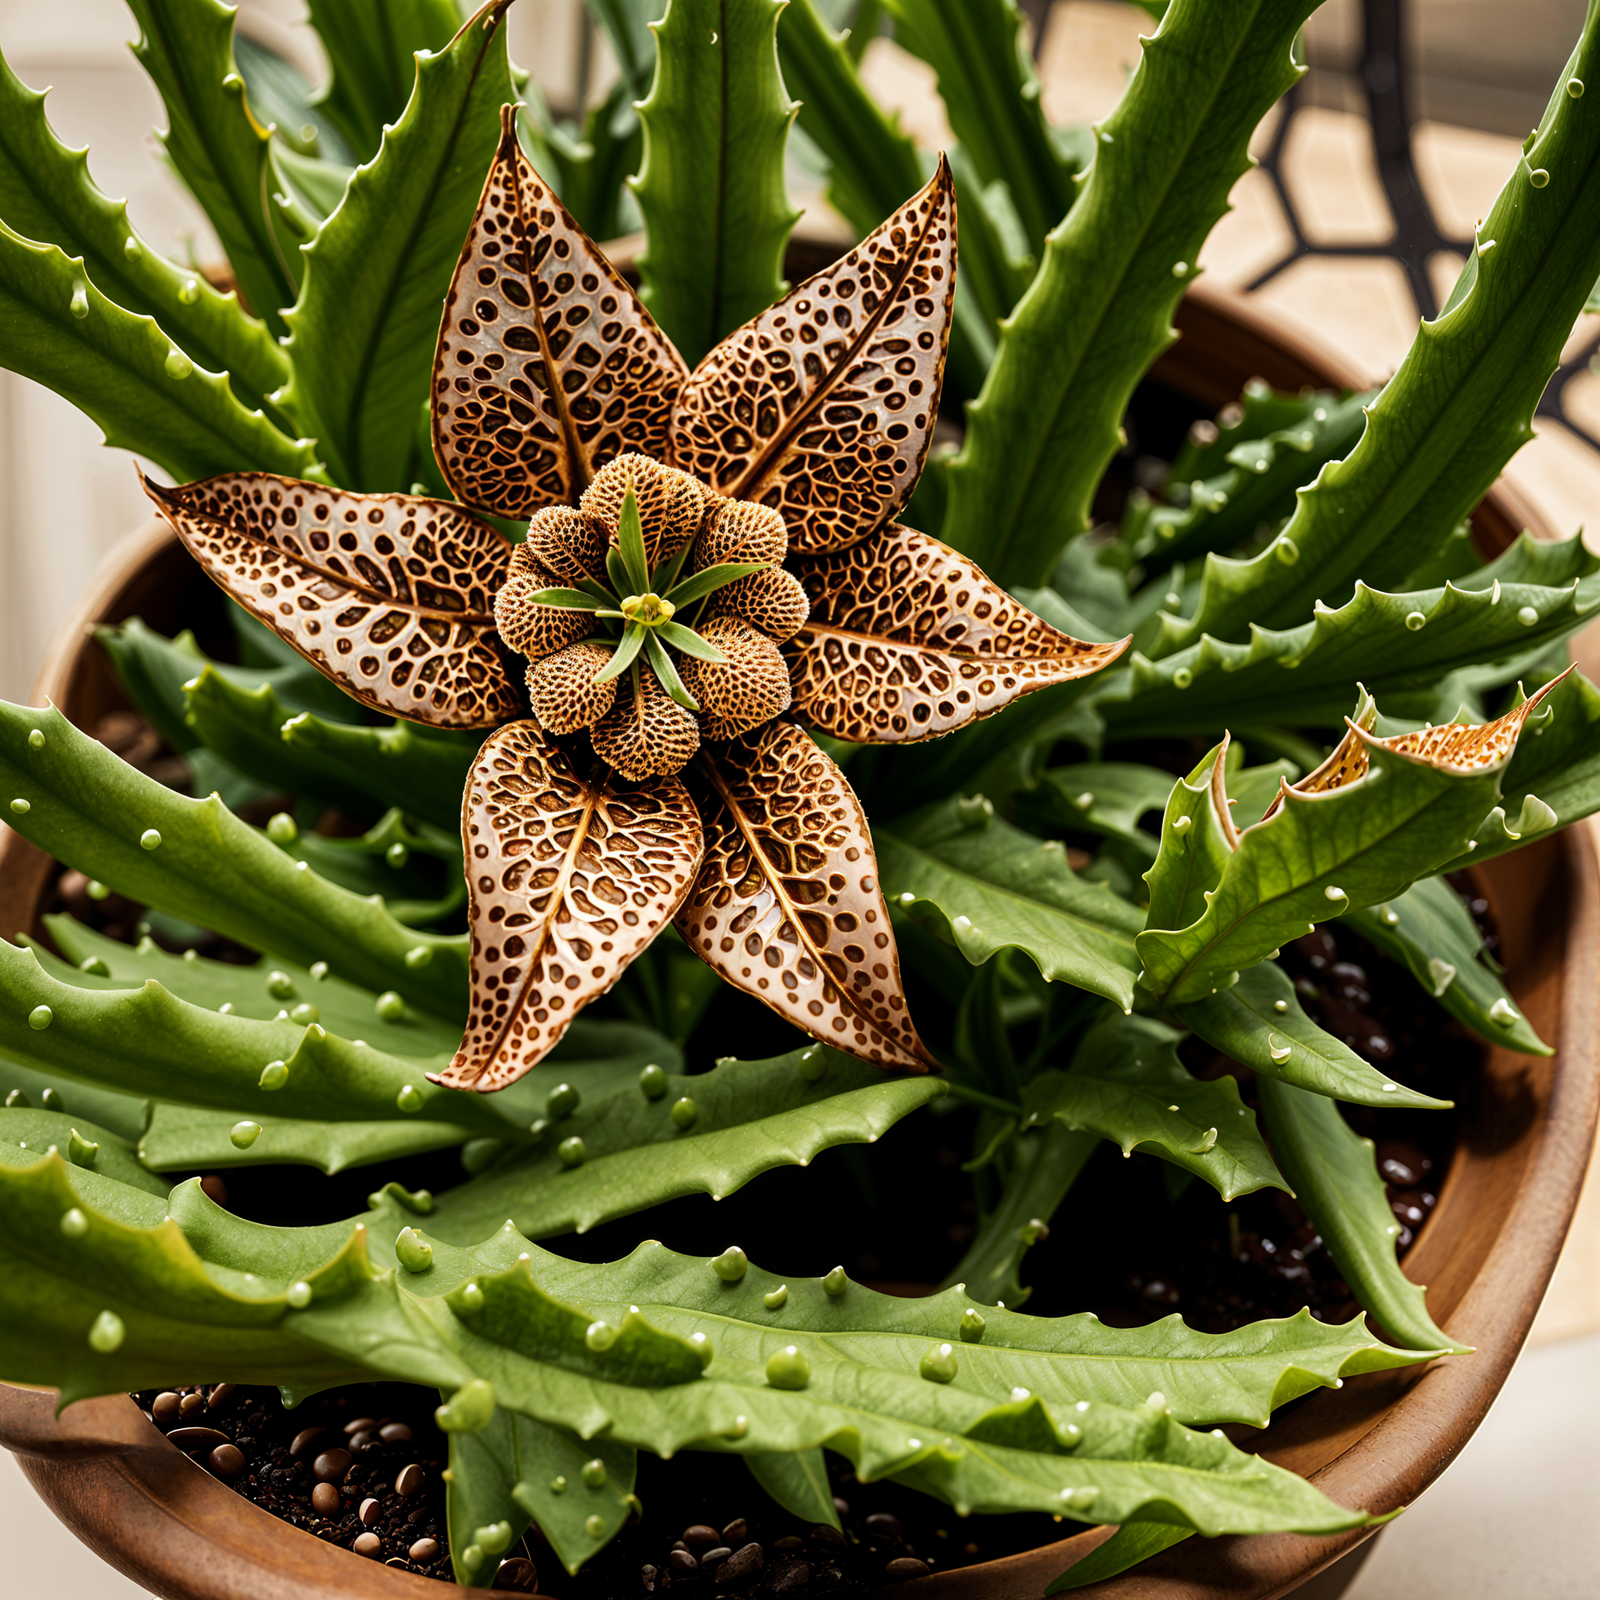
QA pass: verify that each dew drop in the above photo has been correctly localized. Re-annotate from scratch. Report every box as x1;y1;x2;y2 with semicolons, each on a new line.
765;1345;810;1389
60;1208;88;1238
764;1284;789;1310
123;235;142;259
9;798;29;816
396;1084;425;1113
1171;260;1188;277
586;1319;618;1351
711;1246;748;1282
1323;885;1346;901
290;1002;319;1025
1267;1035;1292;1064
1518;605;1539;626
1530;167;1550;187
557;1135;587;1167
584;1515;606;1539
581;1457;608;1488
1272;999;1289;1013
823;1265;848;1297
163;348;192;380
549;1475;566;1494
375;990;405;1022
69;281;90;319
1489;996;1519;1027
404;944;432;969
286;1280;313;1308
1275;536;1300;565
395;1226;433;1272
920;1342;959;1383
230;1120;261;1150
1172;666;1193;689
27;729;45;750
68;1128;98;1167
1405;610;1426;631
259;1060;289;1091
547;1082;581;1119
1172;814;1192;831
458;1281;484;1312
959;1307;986;1343
670;1096;698;1130
88;1310;125;1353
310;960;330;980
797;1046;827;1083
1568;77;1584;97
638;1062;669;1099
28;1004;51;1030
266;812;297;845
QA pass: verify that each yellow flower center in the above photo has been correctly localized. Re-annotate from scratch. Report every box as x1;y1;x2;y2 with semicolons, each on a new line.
620;592;676;626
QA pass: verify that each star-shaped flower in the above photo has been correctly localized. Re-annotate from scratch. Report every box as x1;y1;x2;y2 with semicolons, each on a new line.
143;109;1130;1088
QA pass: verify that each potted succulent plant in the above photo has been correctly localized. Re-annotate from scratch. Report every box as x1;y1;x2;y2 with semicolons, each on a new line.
3;0;1600;1596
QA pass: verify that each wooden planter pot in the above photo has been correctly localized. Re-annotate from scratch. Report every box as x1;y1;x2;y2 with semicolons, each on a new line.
1;284;1596;1600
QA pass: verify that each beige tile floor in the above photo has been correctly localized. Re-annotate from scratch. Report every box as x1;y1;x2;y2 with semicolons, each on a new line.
3;2;1599;1595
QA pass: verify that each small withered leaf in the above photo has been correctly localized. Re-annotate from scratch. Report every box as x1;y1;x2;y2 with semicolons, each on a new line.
785;525;1131;743
678;722;933;1071
432;107;688;518
673;159;958;555
435;721;703;1090
140;471;520;729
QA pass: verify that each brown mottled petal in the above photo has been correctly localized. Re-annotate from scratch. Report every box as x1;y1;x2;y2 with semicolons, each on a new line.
672;159;957;554
677;722;932;1071
1366;667;1572;769
527;640;617;733
692;497;789;570
433;722;703;1091
591;668;702;780
710;566;810;642
784;525;1131;744
140;471;519;729
432;107;688;519
524;506;608;586
494;545;592;659
1259;698;1378;822
580;454;705;567
678;618;793;726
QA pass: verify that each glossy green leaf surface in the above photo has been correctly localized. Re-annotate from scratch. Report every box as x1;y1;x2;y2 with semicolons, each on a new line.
126;0;303;334
1344;876;1550;1056
1254;1078;1466;1352
282;2;514;490
1160;3;1600;649
0;223;321;486
1047;1523;1194;1592
0;702;467;1019
877;800;1145;1012
0;48;288;408
1177;961;1449;1108
941;0;1318;586
1023;1013;1285;1201
634;0;800;364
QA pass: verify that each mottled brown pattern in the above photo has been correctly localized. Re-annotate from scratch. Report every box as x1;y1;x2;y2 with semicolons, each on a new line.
524;507;607;585
527;640;617;733
580;454;705;567
591;669;701;781
671;160;957;555
680;618;792;727
435;721;702;1089
677;723;931;1070
785;526;1131;743
693;497;789;569
432;109;687;520
493;544;591;658
141;472;519;729
710;566;810;642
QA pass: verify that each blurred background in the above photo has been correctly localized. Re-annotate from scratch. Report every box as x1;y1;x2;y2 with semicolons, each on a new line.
1;2;1597;1595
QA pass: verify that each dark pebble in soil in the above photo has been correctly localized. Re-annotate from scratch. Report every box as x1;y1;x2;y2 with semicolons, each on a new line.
721;1519;748;1546
168;1427;228;1452
396;1463;425;1496
683;1524;720;1550
865;1512;903;1541
701;1546;732;1567
312;1482;341;1515
354;1532;382;1557
289;1426;326;1459
715;1543;763;1586
887;1558;932;1580
151;1392;180;1425
209;1444;246;1479
668;1549;699;1573
313;1448;353;1483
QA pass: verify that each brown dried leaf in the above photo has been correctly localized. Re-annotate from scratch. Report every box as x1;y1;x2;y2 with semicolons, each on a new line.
432;108;689;519
784;525;1131;743
435;721;704;1091
671;159;957;555
141;471;520;728
677;722;932;1071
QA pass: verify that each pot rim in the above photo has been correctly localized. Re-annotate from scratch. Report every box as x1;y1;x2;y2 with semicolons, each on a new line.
2;282;1595;1600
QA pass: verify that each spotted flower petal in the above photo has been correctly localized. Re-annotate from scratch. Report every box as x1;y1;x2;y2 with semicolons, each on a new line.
432;107;688;519
434;721;704;1090
677;722;933;1070
140;472;520;729
672;159;957;555
784;525;1132;743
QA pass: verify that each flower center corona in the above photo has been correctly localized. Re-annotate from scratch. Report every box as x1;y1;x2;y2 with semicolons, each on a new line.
621;593;675;625
493;452;811;781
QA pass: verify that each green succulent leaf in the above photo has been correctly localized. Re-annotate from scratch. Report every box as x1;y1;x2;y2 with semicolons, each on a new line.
126;0;304;334
1047;1522;1194;1592
1022;1013;1285;1201
0;48;288;409
745;1447;840;1527
0;702;466;1019
1343;876;1550;1056
1103;533;1600;739
281;2;514;490
448;1408;637;1582
878;0;1076;256
1028;761;1177;863
1254;1078;1467;1352
1141;743;1235;935
877;800;1145;1012
1160;3;1600;649
662;561;770;607
634;0;800;365
1177;961;1450;1108
304;0;469;164
0;223;322;486
1121;389;1371;576
0;1061;148;1145
425;1044;946;1241
1136;728;1518;1007
940;0;1319;586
